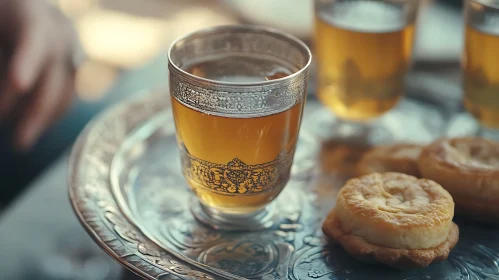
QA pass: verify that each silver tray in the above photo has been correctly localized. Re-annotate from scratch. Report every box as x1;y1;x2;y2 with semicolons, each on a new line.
69;90;499;280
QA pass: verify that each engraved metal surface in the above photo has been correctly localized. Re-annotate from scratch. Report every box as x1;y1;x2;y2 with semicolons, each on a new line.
168;25;311;118
70;91;499;280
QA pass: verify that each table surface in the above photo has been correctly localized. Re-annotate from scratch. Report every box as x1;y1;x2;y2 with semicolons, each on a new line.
0;1;465;279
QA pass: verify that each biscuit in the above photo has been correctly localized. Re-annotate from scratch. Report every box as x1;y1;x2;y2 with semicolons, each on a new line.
419;137;499;223
322;173;458;269
357;144;422;177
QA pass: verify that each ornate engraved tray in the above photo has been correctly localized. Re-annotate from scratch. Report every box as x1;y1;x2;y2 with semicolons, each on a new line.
69;91;499;280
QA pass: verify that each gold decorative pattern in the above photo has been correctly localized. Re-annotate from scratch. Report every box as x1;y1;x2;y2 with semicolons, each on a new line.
180;146;293;195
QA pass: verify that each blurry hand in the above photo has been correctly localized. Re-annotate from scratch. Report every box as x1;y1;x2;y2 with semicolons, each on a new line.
0;0;81;150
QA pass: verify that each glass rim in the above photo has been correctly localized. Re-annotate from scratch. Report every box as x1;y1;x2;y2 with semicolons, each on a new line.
167;24;312;87
471;0;499;9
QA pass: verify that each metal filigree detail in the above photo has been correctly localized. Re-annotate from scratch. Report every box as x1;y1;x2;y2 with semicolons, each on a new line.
169;70;308;117
179;146;293;195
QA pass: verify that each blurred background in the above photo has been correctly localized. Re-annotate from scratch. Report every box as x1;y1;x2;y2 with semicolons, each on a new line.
0;0;465;279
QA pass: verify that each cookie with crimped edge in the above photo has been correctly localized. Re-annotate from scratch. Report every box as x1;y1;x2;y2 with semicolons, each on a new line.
419;137;499;223
322;172;459;270
357;144;422;177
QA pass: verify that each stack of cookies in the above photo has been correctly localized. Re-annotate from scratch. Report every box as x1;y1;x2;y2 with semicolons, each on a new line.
322;137;499;270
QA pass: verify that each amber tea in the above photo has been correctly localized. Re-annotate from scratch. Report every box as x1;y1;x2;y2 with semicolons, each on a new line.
463;0;499;128
315;0;416;121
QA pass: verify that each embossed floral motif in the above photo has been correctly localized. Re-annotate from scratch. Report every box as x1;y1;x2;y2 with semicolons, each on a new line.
161;260;215;280
198;241;277;278
162;221;222;251
308;268;330;279
138;243;161;257
180;146;293;195
448;242;499;280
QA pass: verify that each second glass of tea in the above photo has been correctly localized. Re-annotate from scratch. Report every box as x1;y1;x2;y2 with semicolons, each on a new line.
168;25;312;231
463;0;499;138
314;0;419;139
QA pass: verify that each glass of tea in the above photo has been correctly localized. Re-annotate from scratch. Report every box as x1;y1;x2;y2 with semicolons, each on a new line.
168;25;312;231
463;0;499;138
313;0;419;141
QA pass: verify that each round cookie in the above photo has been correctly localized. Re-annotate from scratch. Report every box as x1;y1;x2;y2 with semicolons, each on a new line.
419;137;499;223
357;144;422;177
322;172;459;270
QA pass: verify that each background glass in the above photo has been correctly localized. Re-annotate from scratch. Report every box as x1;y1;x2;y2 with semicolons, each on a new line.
463;0;499;137
168;25;311;231
314;0;419;121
